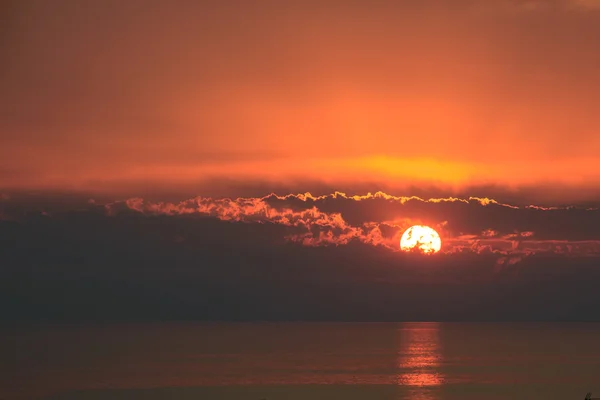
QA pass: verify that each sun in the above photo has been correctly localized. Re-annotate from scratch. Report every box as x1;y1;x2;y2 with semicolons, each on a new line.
400;225;442;254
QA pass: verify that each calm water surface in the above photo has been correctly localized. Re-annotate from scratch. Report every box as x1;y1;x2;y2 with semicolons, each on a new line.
2;322;599;399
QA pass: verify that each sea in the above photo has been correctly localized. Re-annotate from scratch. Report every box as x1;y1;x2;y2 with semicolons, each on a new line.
2;322;599;400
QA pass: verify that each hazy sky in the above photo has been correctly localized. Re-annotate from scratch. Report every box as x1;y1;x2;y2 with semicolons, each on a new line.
2;0;600;199
3;1;600;322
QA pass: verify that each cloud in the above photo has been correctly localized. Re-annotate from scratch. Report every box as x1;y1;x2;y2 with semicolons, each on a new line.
4;190;600;322
99;191;600;259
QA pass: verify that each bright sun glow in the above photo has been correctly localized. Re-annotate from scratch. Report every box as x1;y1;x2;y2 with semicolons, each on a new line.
400;225;442;254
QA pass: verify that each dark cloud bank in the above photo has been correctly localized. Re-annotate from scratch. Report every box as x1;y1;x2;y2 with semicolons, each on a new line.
2;192;600;323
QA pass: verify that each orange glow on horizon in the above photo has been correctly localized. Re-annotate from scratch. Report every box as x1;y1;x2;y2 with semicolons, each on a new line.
5;155;600;200
2;1;600;202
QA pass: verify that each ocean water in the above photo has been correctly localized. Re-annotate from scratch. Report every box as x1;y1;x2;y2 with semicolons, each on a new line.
2;322;599;399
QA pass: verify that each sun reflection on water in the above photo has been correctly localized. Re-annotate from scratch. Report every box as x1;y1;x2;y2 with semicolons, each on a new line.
396;322;444;399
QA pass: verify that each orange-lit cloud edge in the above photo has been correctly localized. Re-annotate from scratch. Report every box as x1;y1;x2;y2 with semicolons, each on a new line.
103;191;600;264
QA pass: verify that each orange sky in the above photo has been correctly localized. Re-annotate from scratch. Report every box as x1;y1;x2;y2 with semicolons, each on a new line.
1;0;600;199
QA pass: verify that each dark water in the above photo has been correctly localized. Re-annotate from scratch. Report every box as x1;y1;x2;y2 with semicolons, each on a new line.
2;322;599;399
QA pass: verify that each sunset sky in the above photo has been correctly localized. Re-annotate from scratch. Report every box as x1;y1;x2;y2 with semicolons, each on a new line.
2;0;600;322
2;0;600;200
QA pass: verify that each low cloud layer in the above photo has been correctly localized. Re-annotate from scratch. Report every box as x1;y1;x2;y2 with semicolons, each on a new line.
98;192;600;260
3;191;600;322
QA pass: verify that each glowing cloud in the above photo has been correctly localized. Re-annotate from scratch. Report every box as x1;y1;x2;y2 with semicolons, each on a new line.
100;192;600;261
